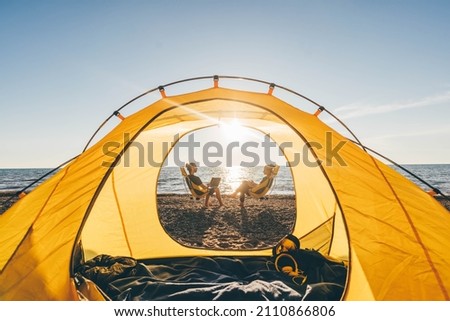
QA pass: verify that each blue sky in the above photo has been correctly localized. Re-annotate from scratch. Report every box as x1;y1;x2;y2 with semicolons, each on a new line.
1;0;449;168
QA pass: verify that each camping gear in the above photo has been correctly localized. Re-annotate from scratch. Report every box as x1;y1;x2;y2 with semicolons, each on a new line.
1;75;449;300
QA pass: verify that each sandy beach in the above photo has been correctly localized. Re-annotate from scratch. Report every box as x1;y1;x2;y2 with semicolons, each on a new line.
436;196;450;211
157;194;296;250
0;191;18;215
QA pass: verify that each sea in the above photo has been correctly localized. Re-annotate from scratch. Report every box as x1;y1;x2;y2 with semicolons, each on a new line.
0;164;449;197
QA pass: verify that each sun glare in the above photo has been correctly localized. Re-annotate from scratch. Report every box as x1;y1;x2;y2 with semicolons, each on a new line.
225;165;246;192
219;118;254;141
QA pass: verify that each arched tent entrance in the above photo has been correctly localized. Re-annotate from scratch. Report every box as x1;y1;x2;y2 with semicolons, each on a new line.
81;92;348;257
1;76;449;301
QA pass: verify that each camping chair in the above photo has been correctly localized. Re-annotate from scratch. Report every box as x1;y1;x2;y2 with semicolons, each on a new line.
180;167;209;200
248;165;280;200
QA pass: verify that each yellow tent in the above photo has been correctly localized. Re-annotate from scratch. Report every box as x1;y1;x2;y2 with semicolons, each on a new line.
1;76;449;300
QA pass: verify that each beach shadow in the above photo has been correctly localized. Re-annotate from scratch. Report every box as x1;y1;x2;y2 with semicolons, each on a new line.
238;207;250;233
240;209;291;247
158;206;214;247
221;208;245;229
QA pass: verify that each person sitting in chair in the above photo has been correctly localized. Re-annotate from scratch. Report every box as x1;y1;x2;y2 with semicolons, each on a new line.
186;162;224;208
231;163;277;207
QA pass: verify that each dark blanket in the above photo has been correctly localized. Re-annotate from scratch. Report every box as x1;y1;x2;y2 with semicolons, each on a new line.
76;255;346;301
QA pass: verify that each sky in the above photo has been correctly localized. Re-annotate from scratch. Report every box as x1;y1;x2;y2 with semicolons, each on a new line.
1;0;450;168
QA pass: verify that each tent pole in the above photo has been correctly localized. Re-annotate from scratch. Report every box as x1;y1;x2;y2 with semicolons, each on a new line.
0;156;79;214
349;139;449;201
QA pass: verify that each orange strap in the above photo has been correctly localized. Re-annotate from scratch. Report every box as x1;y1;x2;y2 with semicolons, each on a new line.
113;111;125;121
314;107;324;116
158;86;167;98
267;83;275;95
213;75;219;88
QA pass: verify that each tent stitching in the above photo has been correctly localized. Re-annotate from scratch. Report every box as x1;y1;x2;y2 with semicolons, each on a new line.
1;164;72;273
370;156;449;300
111;170;133;257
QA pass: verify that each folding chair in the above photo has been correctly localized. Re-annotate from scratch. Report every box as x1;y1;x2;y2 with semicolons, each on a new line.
180;167;209;200
248;164;280;199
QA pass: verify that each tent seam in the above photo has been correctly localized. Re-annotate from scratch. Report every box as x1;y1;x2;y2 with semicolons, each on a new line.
370;157;449;300
0;164;72;273
111;171;133;257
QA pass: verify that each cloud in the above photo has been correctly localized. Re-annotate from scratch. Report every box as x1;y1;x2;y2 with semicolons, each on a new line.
364;126;450;142
333;90;450;119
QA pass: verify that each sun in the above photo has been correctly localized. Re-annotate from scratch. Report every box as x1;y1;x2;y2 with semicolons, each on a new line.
219;118;254;141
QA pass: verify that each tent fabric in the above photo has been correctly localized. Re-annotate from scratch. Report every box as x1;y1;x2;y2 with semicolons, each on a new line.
1;85;449;300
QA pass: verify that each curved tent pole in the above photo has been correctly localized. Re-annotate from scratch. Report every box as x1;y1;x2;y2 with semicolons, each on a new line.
319;109;367;153
82;88;158;153
0;155;79;213
81;75;366;153
5;75;444;211
349;139;449;201
79;74;445;199
82;115;116;153
81;76;214;153
216;76;367;151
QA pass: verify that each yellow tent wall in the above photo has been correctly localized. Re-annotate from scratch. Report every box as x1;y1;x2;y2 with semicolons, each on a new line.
1;86;449;300
81;101;344;261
